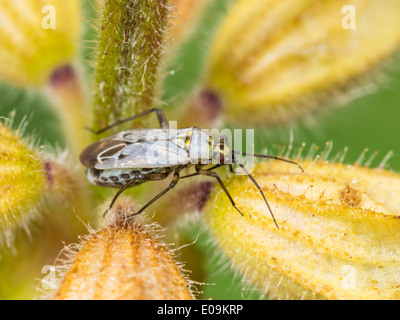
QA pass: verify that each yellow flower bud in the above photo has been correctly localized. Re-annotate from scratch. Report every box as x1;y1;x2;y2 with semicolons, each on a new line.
204;159;400;299
0;0;81;86
53;200;195;300
0;122;91;248
205;0;400;125
0;123;47;246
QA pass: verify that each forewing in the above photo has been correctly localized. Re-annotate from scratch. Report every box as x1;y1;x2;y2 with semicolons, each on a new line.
112;128;192;143
80;138;127;168
95;140;190;169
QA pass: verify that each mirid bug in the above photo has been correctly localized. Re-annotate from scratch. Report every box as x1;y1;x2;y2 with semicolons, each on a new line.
80;108;303;229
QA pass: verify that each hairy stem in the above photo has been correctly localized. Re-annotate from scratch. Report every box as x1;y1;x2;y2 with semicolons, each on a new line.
93;0;170;131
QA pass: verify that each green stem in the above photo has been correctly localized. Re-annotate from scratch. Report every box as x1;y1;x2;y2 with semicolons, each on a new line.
93;0;170;131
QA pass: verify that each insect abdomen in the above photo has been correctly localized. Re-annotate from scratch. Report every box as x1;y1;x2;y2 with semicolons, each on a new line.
86;168;143;188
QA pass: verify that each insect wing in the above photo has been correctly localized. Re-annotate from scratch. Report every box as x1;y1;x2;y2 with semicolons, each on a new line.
113;128;192;143
121;140;190;167
95;140;190;169
114;128;164;142
79;138;127;168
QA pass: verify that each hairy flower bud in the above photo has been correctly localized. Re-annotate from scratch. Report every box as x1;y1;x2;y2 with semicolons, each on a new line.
204;0;400;125
0;123;47;246
53;200;194;300
204;159;400;299
0;0;81;86
0;122;91;248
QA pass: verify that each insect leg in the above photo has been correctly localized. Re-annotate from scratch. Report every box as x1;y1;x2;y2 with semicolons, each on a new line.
235;161;279;229
233;151;304;173
103;170;173;217
195;166;244;217
180;164;223;180
103;178;138;217
127;169;181;218
85;107;169;135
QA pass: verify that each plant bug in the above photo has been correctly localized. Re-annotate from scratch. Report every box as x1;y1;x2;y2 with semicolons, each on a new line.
79;108;303;229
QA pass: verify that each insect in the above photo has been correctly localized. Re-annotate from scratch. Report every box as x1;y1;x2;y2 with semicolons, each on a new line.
79;108;303;229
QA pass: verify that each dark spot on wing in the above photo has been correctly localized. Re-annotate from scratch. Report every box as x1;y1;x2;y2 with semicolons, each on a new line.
80;138;127;168
123;132;146;143
88;168;100;178
109;176;119;182
123;133;132;139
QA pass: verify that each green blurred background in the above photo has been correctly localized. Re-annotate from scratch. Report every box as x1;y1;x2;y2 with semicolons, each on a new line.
0;0;399;300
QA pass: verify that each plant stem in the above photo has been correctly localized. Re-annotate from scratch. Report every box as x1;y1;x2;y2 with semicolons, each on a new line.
93;0;170;131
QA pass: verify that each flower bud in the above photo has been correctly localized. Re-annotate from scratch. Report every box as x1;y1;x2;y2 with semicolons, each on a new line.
53;200;194;300
0;123;47;246
204;0;400;125
0;0;81;86
204;159;400;299
0;122;91;248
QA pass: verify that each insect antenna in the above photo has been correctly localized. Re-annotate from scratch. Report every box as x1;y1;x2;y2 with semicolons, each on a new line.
233;151;304;173
231;150;304;229
232;156;279;230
